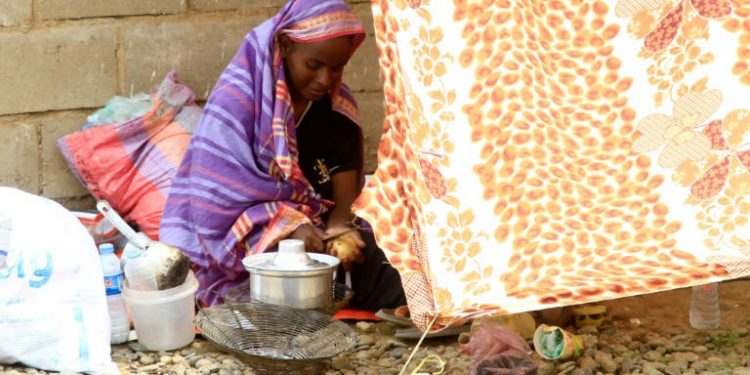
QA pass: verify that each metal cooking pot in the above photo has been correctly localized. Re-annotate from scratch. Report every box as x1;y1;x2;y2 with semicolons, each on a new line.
241;239;340;311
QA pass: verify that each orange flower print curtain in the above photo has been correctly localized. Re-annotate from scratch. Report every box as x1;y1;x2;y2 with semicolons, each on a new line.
353;0;750;331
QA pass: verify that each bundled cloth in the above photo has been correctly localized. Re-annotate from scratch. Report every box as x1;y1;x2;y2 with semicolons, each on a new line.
58;71;200;239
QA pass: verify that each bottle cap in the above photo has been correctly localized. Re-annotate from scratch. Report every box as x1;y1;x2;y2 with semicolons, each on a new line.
99;243;115;254
126;247;145;259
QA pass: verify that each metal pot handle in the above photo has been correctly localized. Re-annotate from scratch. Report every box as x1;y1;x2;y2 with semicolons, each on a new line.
96;200;149;249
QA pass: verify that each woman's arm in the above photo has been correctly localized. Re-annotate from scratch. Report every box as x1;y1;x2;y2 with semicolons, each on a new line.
326;169;360;231
326;169;365;267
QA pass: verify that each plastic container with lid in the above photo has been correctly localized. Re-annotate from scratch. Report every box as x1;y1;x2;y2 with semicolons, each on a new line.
242;239;339;310
122;272;199;351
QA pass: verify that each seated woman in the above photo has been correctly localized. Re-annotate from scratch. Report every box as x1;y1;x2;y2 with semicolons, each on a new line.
160;0;405;310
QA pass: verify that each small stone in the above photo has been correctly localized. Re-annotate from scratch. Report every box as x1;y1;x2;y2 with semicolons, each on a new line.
577;325;598;334
129;342;148;352
537;361;555;375
374;337;394;350
733;367;750;375
372;347;388;359
358;335;376;346
647;337;668;348
665;363;684;375
691;360;707;372
171;364;188;375
582;334;599;348
671;352;700;362
191;341;205;350
222;358;239;369
189;355;204;366
200;364;222;374
172;353;185;363
558;360;576;372
140;355;155;365
643;367;665;375
577;356;597;372
376;325;399;338
159;355;172;364
391;347;407;359
594;351;618;373
333;356;350;370
643;350;662;362
356;322;375;332
138;365;160;373
629;318;642;327
356;351;370;361
377;358;395;367
195;358;214;368
387;339;408;348
693;345;708;353
643;362;665;375
737;328;749;336
612;344;629;354
621;354;634;373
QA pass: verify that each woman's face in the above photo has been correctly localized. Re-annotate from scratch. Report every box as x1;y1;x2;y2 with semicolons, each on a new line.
281;35;353;102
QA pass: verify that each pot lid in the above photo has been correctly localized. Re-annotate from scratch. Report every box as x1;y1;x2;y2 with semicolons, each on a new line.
245;239;331;271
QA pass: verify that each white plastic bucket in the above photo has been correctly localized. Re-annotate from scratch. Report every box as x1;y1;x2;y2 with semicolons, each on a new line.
122;272;198;351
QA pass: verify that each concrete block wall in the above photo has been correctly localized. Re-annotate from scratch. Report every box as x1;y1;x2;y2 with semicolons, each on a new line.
0;0;383;210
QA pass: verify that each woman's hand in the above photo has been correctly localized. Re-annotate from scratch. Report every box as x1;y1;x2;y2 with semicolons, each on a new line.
326;227;365;271
289;224;325;252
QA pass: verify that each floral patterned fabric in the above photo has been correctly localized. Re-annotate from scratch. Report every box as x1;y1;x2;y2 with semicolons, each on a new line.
354;0;750;331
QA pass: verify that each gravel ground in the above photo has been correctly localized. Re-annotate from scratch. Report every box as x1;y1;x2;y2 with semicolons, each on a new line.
2;282;750;374
3;320;750;375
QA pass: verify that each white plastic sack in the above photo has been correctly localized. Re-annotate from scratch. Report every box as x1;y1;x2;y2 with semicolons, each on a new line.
0;188;118;374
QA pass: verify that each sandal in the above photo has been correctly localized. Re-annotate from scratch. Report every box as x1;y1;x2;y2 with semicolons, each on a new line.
394;324;471;340
375;305;415;327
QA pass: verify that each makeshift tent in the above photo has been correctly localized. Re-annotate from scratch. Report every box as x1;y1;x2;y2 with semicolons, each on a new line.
354;0;750;331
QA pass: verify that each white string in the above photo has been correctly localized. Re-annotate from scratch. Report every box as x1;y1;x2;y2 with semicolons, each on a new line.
398;314;439;375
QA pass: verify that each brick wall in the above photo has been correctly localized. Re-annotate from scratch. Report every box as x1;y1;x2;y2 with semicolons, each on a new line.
0;0;382;210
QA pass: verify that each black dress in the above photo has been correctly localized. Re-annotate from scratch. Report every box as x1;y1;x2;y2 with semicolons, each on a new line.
295;96;406;310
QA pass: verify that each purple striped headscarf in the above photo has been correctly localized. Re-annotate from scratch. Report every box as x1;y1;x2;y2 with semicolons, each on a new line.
160;0;366;305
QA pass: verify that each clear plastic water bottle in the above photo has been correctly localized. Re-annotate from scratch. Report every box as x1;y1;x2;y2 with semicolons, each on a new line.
689;282;720;330
99;243;130;344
